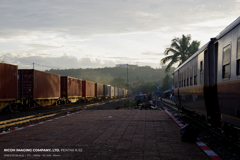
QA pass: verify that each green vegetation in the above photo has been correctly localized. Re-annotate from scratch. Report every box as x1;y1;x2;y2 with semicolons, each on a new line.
46;65;175;94
110;77;128;88
161;34;201;72
159;74;173;91
132;74;173;94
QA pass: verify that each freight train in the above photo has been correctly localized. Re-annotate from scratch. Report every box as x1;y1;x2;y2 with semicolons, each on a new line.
173;16;240;139
0;63;131;112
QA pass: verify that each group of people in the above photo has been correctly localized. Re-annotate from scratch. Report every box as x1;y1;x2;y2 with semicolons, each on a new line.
135;93;158;110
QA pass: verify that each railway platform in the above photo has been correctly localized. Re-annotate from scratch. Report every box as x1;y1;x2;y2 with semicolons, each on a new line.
0;110;211;160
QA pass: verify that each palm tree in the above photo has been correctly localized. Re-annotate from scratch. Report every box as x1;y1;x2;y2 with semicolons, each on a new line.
160;34;200;72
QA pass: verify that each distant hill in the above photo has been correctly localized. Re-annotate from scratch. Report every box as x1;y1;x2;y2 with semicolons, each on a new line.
45;66;175;85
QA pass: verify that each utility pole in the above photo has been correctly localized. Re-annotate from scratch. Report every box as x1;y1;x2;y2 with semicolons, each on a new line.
127;63;129;107
33;63;34;69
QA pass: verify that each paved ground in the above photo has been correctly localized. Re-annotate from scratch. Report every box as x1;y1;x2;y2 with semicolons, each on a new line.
0;110;210;160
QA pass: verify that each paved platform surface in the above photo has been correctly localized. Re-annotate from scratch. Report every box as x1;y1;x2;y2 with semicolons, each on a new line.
0;110;210;160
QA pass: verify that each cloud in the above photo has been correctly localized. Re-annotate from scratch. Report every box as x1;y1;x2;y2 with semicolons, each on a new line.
27;44;62;50
0;52;165;70
108;57;142;61
0;0;239;39
142;52;163;56
0;53;116;70
0;0;240;70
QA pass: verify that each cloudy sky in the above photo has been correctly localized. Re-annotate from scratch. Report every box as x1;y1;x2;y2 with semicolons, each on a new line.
0;0;240;70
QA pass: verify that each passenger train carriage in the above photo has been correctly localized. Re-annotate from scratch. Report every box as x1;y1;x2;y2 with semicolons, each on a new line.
174;17;240;138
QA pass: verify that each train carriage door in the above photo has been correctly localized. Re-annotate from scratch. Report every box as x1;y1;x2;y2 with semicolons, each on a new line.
177;70;181;109
204;39;221;127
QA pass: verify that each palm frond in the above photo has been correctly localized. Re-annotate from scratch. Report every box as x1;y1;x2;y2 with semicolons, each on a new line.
161;34;200;72
164;56;179;72
164;48;178;55
160;55;174;65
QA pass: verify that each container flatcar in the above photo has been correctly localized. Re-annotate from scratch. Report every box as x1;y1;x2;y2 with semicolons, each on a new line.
0;62;18;111
124;89;127;97
128;90;132;97
120;88;124;97
114;87;118;98
18;69;60;107
103;85;111;99
61;76;82;103
109;86;114;99
95;83;104;100
82;80;95;101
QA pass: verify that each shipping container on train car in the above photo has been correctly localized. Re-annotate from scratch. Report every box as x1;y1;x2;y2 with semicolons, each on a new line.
61;76;82;103
18;69;60;107
82;80;95;100
123;89;126;97
95;83;104;99
103;85;107;97
121;88;124;97
114;87;118;98
103;85;110;99
118;88;123;97
109;85;115;98
128;90;131;97
0;63;18;111
118;88;121;97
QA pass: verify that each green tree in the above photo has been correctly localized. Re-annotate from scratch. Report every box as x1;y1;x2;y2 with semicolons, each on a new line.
132;81;158;95
97;77;111;85
110;77;128;88
160;74;173;91
161;34;200;72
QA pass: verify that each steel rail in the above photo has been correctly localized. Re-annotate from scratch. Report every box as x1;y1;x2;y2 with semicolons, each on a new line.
0;98;128;131
160;99;240;148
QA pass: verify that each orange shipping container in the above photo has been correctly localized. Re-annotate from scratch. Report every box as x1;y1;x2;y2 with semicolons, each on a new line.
0;63;18;102
82;80;95;97
95;83;104;97
61;76;82;98
18;69;60;100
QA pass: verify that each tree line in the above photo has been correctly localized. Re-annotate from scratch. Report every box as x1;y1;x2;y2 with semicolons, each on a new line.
46;34;200;95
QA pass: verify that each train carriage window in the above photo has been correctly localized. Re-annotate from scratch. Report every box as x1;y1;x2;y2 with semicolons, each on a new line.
237;39;240;76
222;44;231;79
184;70;186;87
200;61;203;85
182;72;184;87
175;74;178;88
187;68;189;86
182;73;184;87
190;67;193;85
179;73;181;87
194;64;197;85
181;73;183;87
181;72;183;87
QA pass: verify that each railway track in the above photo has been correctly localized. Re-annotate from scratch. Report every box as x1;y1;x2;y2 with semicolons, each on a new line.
160;99;240;160
0;98;128;133
161;99;240;146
